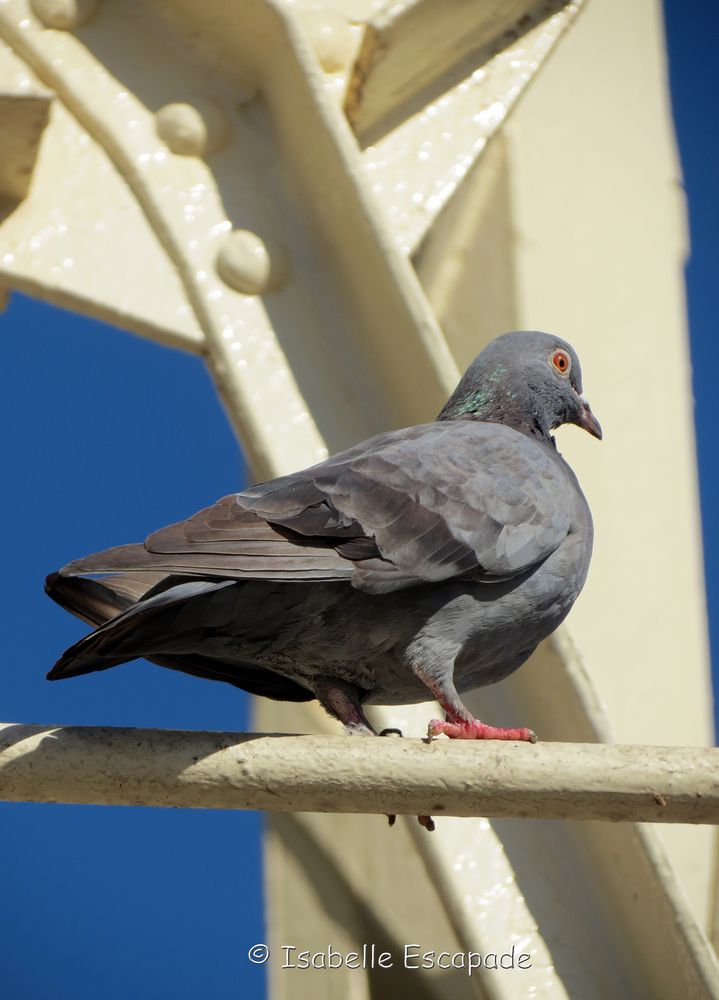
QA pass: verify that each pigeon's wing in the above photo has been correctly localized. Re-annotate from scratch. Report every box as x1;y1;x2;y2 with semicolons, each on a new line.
236;421;576;592
60;422;575;594
59;499;358;583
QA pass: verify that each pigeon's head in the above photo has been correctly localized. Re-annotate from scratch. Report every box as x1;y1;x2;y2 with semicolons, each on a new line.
437;331;602;442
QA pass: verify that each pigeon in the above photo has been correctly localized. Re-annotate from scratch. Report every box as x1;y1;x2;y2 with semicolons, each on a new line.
46;331;601;821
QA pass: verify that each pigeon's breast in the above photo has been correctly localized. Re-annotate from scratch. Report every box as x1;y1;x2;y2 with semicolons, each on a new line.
364;489;593;704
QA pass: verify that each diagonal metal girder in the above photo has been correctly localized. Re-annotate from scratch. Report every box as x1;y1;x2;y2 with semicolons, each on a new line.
0;89;51;201
345;0;576;144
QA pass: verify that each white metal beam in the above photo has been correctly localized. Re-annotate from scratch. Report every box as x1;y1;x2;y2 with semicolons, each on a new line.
1;722;718;823
0;89;51;201
345;0;573;143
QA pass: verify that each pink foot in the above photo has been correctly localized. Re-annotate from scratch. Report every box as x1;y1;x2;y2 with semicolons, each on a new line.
428;717;537;743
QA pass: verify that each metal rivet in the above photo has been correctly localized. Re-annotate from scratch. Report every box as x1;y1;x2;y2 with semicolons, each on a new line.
155;99;230;158
217;230;289;295
30;0;100;30
304;11;355;73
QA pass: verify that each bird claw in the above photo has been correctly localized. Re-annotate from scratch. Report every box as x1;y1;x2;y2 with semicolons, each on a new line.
428;717;537;743
387;813;435;832
381;727;434;831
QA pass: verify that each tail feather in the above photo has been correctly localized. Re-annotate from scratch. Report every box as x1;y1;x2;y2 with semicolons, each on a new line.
45;569;314;702
45;571;166;626
46;578;235;680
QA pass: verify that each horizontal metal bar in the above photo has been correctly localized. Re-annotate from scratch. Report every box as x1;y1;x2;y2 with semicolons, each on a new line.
0;723;716;824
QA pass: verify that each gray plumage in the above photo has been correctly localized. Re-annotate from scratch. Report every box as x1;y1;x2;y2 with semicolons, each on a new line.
46;331;601;738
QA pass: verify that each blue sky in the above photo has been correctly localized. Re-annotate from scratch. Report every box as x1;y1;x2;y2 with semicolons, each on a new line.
0;312;265;996
0;2;716;996
664;0;719;713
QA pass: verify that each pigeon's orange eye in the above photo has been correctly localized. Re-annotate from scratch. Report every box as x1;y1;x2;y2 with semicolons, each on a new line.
551;349;571;375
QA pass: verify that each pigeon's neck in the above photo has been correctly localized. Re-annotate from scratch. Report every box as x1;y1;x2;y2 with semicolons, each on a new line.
437;379;554;445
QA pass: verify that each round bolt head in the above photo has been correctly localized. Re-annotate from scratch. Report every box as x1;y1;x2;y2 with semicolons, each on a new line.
304;11;356;73
31;0;100;29
217;230;289;295
155;99;230;158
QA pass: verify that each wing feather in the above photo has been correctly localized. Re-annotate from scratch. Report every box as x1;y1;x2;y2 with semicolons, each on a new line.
59;422;576;595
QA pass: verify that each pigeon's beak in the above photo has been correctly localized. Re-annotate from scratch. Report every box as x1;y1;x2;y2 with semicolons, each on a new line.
576;396;603;440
